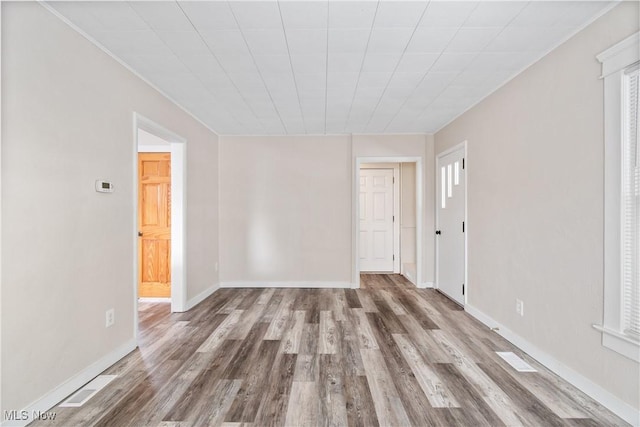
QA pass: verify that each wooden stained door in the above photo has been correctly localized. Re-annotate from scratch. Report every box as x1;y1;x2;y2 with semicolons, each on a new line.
138;153;171;298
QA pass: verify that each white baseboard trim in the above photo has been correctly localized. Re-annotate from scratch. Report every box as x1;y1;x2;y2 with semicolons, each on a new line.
1;339;136;427
465;304;640;426
418;282;434;289
220;281;352;289
401;272;417;286
185;283;219;311
138;297;170;303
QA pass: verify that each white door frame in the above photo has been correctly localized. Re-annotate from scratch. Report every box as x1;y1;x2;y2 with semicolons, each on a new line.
435;140;468;305
133;113;187;342
359;163;400;274
353;156;423;288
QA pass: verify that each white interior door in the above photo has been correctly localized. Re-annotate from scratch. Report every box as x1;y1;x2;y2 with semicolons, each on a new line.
360;169;395;272
436;148;466;305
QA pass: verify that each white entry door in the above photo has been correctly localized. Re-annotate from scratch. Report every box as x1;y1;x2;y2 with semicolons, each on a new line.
360;169;395;272
436;147;466;305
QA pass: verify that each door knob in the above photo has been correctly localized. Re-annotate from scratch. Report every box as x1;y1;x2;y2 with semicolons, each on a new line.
435;230;441;235
138;231;143;237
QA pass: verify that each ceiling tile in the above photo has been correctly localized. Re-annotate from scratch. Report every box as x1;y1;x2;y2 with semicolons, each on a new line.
328;29;370;53
485;27;575;53
414;72;459;96
446;28;502;53
296;73;326;94
262;73;298;94
553;2;611;27
373;1;427;28
229;2;282;29
387;72;425;89
420;2;478;28
326;93;353;109
301;101;326;118
156;31;210;56
197;72;235;90
361;53;402;72
286;29;328;54
178;54;225;75
279;2;328;29
128;2;193;31
430;53;476;73
358;72;392;88
509;2;576;27
200;30;249;55
328;52;365;73
367;28;415;53
243;29;288;55
228;72;265;89
328;1;377;28
242;87;273;103
354;85;386;102
327;72;359;89
291;54;327;74
452;68;493;87
396;53;439;73
179;2;237;30
384;86;414;99
406;27;458;53
215;52;258;73
469;52;534;72
463;2;527;28
253;55;292;74
377;95;407;111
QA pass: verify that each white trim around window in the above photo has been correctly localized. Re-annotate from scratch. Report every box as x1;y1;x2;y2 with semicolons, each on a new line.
595;32;640;363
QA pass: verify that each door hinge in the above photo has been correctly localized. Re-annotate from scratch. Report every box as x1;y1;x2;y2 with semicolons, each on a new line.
462;284;465;295
462;221;465;232
393;254;395;261
393;215;395;222
462;158;465;169
393;177;395;184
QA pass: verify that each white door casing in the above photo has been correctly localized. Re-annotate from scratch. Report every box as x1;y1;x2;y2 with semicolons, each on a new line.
436;145;466;305
360;169;395;272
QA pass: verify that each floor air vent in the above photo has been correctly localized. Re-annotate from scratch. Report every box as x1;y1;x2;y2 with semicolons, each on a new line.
59;375;117;407
496;351;537;372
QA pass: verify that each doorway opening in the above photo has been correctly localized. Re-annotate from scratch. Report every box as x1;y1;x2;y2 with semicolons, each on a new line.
353;157;423;289
435;141;467;306
133;113;186;341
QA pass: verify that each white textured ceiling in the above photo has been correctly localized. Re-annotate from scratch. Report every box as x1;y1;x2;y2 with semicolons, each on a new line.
47;1;614;135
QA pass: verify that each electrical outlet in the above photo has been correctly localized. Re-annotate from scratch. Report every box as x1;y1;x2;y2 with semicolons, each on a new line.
105;309;115;328
516;299;524;316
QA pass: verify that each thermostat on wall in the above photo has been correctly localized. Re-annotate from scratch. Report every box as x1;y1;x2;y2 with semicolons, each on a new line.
95;180;114;193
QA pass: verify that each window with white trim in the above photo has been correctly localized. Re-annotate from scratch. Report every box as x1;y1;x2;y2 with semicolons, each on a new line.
595;32;640;362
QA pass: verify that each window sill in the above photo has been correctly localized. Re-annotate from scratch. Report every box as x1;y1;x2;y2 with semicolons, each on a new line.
593;324;640;362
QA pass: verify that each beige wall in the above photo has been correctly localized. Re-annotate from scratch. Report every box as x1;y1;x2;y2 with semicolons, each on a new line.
219;135;352;284
1;2;219;413
219;134;434;286
435;2;639;410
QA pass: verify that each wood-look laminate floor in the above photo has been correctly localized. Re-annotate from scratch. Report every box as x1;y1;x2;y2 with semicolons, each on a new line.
34;274;627;427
